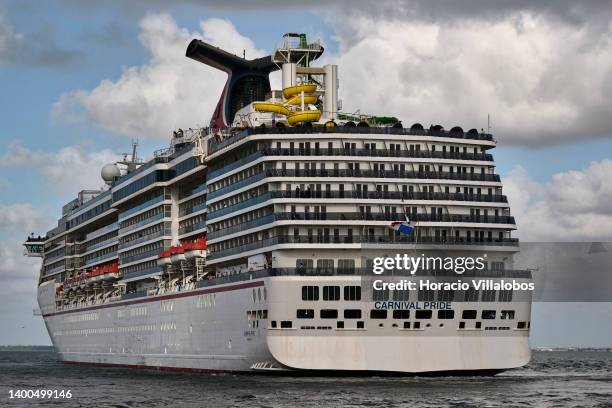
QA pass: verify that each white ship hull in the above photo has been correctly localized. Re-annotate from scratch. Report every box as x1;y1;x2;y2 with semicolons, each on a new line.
39;275;531;374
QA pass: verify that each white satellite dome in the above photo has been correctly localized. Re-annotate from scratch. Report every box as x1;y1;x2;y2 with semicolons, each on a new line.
101;163;121;183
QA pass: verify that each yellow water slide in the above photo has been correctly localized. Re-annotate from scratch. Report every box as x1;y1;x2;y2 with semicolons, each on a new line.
251;103;291;117
253;83;321;125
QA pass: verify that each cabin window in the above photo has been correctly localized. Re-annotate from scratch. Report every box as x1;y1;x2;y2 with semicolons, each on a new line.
482;310;496;319
370;309;388;319
357;321;365;329
316;259;334;274
280;321;292;328
438;310;455;319
403;322;411;329
415;310;432;319
462;310;477;319
296;309;314;319
392;289;410;302
459;322;466;329
296;259;314;275
393;310;410;319
344;286;361;301
413;321;421;329
322;286;340;301
344;309;362;319
336;321;344;329
500;310;515;320
517;321;527;329
320;309;338;319
301;286;319;301
372;288;390;301
338;259;356;274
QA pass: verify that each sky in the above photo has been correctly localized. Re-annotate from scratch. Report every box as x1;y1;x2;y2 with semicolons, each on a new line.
1;0;611;346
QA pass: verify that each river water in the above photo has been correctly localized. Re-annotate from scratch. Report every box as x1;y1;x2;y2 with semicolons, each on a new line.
1;351;611;407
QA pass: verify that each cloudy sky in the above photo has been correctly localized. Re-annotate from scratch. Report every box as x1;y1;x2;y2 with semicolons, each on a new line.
1;0;611;346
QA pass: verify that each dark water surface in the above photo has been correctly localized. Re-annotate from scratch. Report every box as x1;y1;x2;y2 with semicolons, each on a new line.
1;351;611;407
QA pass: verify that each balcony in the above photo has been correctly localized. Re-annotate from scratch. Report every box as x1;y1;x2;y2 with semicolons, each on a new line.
179;201;207;217
216;267;530;282
119;248;162;265
119;229;170;250
208;214;276;240
119;212;165;235
82;222;119;243
84;235;119;253
263;168;501;182
207;212;515;241
207;148;493;182
208;151;265;180
82;252;118;269
118;195;165;221
42;263;65;276
208;126;494;154
207;193;271;220
208;235;519;260
179;220;206;235
208;172;267;200
267;189;506;202
121;265;163;282
43;250;66;264
179;183;206;200
208;184;506;221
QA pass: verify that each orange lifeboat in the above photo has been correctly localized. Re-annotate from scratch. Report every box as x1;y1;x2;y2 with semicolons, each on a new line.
183;237;207;260
88;266;104;283
157;249;172;266
100;263;120;280
170;246;186;263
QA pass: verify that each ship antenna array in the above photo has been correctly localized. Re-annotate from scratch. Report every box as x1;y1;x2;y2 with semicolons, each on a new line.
118;139;140;172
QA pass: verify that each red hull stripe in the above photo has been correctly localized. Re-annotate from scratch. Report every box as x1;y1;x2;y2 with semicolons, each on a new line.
63;360;230;373
43;280;264;318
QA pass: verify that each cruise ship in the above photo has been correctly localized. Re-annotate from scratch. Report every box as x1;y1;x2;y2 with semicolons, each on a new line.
24;33;532;374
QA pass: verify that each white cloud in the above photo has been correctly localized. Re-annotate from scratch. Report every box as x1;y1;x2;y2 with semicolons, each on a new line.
53;13;266;139
0;204;51;345
54;10;612;146
0;143;117;192
0;203;48;232
323;11;612;146
504;160;612;241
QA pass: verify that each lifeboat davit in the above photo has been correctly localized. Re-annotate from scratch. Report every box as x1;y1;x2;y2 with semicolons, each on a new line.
183;237;207;259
